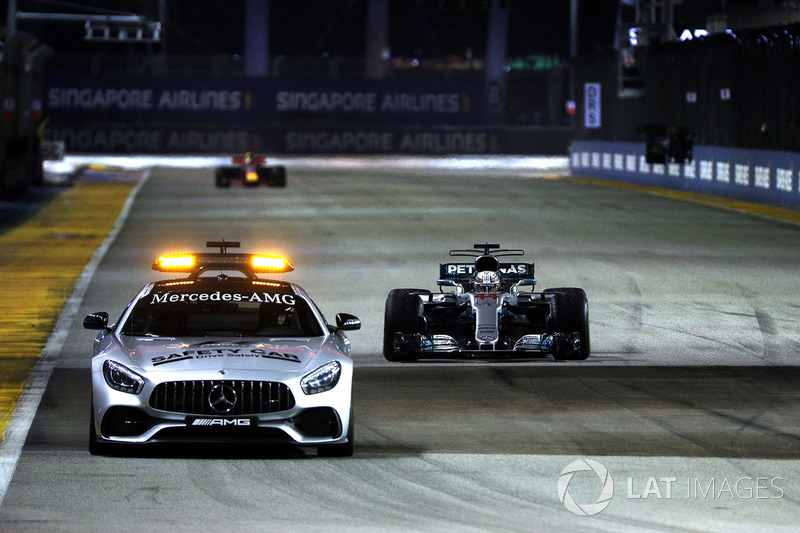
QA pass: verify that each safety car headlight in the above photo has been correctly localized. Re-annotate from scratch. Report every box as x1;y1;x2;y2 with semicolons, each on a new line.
103;360;145;394
300;361;341;395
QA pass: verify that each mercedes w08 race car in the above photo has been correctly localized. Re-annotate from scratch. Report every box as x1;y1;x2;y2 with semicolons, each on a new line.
383;243;590;361
84;241;360;456
214;152;287;188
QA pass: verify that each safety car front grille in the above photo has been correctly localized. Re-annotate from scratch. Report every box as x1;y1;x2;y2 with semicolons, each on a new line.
149;380;295;415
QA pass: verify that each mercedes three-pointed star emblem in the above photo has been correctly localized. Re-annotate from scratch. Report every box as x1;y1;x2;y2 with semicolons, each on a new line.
208;384;237;414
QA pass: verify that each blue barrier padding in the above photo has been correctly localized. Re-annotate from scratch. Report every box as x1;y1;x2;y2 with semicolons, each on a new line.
570;140;800;209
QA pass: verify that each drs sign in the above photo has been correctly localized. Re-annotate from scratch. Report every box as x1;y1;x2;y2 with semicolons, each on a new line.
584;83;601;129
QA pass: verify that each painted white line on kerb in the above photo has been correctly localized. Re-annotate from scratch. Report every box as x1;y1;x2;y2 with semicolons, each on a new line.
0;171;150;507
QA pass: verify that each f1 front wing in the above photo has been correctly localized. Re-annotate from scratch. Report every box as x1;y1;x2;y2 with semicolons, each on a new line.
393;332;581;358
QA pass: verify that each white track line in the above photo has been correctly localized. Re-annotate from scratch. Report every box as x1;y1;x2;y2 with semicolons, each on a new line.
0;171;150;507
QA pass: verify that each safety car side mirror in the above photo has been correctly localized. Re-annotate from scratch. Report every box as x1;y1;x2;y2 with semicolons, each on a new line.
335;313;361;331
83;312;110;330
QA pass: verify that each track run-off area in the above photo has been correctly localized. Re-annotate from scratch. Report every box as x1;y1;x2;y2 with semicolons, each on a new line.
1;155;799;532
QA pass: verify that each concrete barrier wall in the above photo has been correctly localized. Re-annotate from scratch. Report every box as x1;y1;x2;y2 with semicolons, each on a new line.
44;124;572;155
570;140;800;209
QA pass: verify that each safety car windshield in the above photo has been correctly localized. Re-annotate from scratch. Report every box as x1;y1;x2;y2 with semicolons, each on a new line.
120;282;324;338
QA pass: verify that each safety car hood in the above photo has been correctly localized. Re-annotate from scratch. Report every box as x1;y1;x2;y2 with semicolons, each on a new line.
118;336;326;373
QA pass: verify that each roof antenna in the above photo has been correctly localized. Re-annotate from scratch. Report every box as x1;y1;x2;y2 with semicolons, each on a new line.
206;240;241;254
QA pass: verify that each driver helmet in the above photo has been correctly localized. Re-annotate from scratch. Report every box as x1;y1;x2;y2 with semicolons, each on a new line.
473;270;501;293
259;302;290;327
244;151;253;163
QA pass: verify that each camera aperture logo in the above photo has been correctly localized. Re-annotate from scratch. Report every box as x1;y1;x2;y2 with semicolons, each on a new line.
557;459;614;516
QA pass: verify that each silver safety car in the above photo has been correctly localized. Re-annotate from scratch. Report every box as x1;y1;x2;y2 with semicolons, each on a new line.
84;241;360;456
383;243;590;361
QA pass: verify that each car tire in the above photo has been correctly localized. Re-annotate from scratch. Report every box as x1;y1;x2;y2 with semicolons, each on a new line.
259;166;287;187
318;408;354;457
383;288;430;362
273;166;287;187
545;287;590;360
214;168;231;187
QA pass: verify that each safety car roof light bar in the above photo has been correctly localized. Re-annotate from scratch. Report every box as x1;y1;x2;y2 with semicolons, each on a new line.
152;241;294;278
448;243;525;258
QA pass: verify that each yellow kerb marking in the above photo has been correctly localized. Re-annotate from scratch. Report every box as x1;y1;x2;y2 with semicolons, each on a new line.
0;181;134;442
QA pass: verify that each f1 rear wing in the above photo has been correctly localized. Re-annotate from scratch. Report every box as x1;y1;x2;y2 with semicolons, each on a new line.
439;262;535;283
233;155;267;165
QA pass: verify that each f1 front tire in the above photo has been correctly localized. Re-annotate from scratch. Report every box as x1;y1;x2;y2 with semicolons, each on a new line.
545;287;590;360
383;288;429;362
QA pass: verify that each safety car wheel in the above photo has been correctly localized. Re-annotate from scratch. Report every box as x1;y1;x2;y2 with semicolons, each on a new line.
318;407;354;457
383;288;430;362
545;287;590;360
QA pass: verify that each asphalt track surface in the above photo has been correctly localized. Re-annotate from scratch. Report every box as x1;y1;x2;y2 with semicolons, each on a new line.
1;156;800;532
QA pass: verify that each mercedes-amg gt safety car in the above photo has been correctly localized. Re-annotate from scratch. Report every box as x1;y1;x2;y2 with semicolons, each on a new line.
84;241;360;456
214;153;287;188
383;243;590;361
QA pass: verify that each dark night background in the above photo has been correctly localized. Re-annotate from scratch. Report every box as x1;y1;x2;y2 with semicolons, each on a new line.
4;0;621;59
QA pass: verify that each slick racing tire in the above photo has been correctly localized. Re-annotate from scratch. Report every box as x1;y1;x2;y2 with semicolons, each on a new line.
273;165;287;187
215;167;237;187
258;166;287;187
545;287;590;360
383;288;430;362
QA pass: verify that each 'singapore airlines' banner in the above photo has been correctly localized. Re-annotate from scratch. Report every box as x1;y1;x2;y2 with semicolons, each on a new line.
43;74;484;125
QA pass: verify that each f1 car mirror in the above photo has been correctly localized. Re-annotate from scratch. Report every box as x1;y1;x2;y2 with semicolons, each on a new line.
437;279;465;294
511;278;538;295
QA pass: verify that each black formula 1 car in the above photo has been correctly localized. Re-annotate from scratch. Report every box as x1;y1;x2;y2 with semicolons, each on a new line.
215;153;287;188
383;243;590;361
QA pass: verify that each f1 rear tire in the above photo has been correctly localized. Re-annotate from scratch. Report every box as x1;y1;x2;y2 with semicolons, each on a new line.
383;288;430;362
545;287;590;360
273;165;287;187
259;166;287;187
215;167;236;187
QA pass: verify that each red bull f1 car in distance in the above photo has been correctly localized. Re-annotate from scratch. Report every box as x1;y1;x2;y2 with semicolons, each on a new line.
214;153;287;188
383;244;590;361
84;241;360;456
